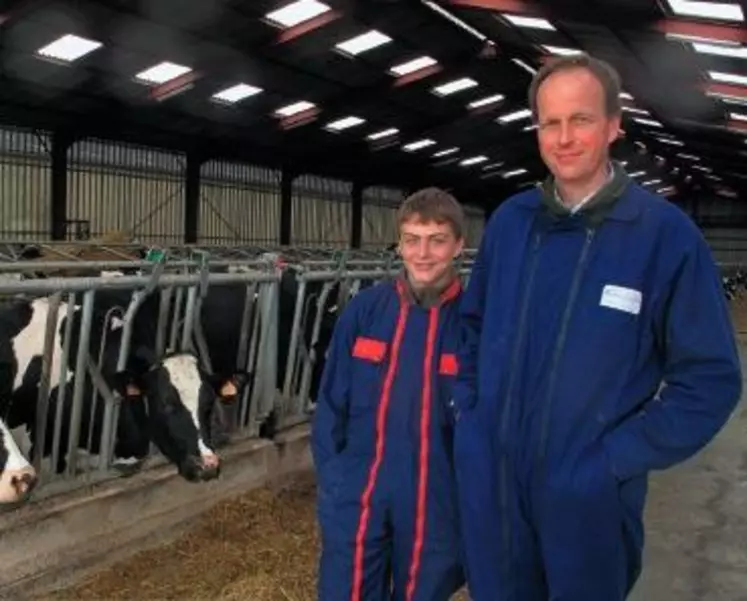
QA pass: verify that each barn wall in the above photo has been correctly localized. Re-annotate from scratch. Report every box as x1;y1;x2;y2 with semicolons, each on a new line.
464;205;485;248
67;139;186;245
0;126;52;240
198;161;281;245
0;425;312;599
361;185;402;248
702;228;747;265
291;174;352;247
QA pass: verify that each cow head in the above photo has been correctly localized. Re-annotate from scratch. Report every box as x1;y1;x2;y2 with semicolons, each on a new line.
0;418;37;508
111;350;248;483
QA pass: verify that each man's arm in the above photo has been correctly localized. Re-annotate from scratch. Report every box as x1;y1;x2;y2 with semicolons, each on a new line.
452;213;498;417
311;299;358;469
604;228;743;481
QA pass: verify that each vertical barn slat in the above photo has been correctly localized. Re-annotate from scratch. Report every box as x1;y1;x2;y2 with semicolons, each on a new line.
463;205;485;248
291;174;352;248
361;186;403;248
0;126;52;240
67;139;186;244
198;161;281;245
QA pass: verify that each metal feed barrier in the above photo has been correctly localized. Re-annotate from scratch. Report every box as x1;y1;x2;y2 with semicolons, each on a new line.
0;244;476;504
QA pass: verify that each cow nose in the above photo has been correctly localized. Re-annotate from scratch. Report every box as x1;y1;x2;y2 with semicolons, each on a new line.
11;468;37;500
200;453;220;481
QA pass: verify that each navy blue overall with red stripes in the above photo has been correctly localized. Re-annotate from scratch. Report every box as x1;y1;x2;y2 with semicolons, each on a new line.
312;276;465;601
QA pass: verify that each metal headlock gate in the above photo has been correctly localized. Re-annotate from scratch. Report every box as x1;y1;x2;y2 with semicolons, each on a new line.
0;243;475;505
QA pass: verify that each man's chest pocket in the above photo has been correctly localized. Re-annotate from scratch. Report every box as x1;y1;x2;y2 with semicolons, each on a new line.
349;336;388;411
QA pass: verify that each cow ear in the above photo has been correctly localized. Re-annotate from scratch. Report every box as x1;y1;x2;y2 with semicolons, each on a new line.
231;371;251;391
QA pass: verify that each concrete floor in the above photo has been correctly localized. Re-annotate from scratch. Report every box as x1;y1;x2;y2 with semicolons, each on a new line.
629;337;747;601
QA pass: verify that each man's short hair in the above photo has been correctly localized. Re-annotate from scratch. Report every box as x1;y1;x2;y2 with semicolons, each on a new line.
528;53;623;121
397;187;465;240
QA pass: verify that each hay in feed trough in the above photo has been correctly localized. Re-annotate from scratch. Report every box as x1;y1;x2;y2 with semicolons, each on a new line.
42;471;470;601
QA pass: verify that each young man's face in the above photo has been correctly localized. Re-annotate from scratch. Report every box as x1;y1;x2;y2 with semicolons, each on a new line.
398;217;463;288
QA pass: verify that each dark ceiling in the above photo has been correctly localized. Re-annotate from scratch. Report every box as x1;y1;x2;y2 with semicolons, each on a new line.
0;0;745;210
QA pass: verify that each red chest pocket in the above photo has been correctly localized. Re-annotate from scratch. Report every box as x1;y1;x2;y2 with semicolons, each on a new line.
439;353;459;376
352;336;387;363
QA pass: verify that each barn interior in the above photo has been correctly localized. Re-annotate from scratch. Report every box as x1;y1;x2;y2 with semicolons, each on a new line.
0;0;746;600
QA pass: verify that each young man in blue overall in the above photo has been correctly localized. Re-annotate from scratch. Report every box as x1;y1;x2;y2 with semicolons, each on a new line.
312;187;467;601
453;54;742;601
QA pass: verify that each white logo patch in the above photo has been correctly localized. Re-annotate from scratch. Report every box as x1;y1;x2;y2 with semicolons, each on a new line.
600;285;642;315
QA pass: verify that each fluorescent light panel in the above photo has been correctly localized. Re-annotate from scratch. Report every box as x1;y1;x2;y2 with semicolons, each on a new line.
620;92;634;100
403;139;436;151
212;83;262;103
642;179;662;186
265;0;331;28
367;128;399;140
275;100;315;116
666;32;740;46
543;45;583;56
498;108;532;123
325;116;365;131
432;77;478;96
629;170;647;177
433;147;459;157
335;30;391;56
633;117;663;127
459;155;489;166
709;71;747;86
657;138;684;146
36;34;102;62
135;61;192;84
730;112;747;121
502;168;528;178
389;56;437;76
501;13;555;30
677;152;700;160
468;93;505;108
512;58;537;75
622;106;650;115
692;42;747;59
666;0;744;23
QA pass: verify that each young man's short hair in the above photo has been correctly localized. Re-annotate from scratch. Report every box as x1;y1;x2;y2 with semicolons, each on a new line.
528;53;622;121
396;187;465;240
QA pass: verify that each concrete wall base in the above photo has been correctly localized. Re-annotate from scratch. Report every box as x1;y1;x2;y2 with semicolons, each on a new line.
0;424;313;601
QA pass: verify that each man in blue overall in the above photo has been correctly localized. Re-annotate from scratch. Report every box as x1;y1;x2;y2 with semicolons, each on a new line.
312;187;467;600
453;53;742;600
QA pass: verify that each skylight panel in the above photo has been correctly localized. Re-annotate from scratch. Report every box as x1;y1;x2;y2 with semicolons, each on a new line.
691;42;747;59
633;117;663;128
367;128;399;140
501;14;556;30
622;106;650;115
666;0;744;23
212;83;262;104
136;62;192;85
459;155;489;166
709;71;747;86
265;0;331;28
432;147;459;157
275;100;316;117
335;30;392;56
542;45;583;56
497;108;532;123
512;58;537;75
468;94;505;108
657;137;685;146
36;34;102;63
389;56;437;76
432;77;479;96
403;139;436;152
502;168;528;178
325;116;365;131
730;112;747;121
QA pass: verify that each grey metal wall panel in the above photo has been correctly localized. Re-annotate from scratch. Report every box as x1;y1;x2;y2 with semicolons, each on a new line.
464;205;485;248
291;174;352;248
198;161;281;245
703;227;747;265
361;186;402;248
67;139;186;244
0;127;52;240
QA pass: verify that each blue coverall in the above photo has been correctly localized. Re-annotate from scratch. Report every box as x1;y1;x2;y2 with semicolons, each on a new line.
452;166;742;601
312;274;465;601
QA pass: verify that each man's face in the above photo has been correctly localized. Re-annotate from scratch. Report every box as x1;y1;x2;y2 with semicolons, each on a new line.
398;217;463;288
535;67;621;187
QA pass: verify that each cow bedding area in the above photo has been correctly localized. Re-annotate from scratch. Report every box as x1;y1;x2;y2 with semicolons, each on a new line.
40;469;470;601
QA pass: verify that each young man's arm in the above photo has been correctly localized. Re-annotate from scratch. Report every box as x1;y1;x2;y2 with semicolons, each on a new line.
311;299;359;470
604;224;743;481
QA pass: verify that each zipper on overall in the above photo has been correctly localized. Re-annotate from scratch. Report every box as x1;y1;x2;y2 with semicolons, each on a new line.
537;227;596;461
498;229;543;582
